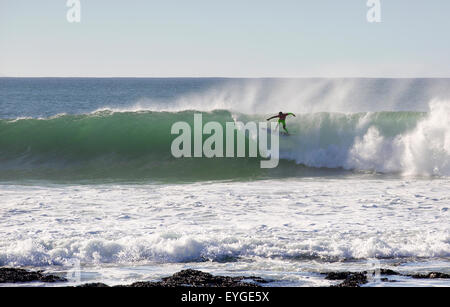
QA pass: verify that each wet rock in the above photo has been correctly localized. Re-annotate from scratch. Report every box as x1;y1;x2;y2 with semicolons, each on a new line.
324;269;403;287
0;267;67;283
79;269;267;287
122;269;265;287
325;271;359;280
379;269;401;276
330;273;368;287
409;272;450;279
77;282;110;287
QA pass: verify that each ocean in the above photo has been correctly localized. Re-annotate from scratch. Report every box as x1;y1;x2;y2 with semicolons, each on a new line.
0;78;449;286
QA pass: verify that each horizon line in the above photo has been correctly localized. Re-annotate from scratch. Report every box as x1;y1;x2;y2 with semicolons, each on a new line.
1;76;450;79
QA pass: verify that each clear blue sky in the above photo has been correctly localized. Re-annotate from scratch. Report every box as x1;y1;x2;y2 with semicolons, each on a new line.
1;0;449;77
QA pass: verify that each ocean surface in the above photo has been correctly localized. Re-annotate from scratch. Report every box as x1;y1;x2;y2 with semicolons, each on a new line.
0;78;449;286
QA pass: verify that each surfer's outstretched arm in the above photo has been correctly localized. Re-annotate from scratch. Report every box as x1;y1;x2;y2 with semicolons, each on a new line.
288;113;296;117
267;115;278;121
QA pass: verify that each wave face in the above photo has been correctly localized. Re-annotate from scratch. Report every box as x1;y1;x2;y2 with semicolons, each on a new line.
0;110;264;182
1;100;449;182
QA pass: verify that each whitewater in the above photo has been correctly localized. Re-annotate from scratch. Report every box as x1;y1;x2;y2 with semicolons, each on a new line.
0;78;449;286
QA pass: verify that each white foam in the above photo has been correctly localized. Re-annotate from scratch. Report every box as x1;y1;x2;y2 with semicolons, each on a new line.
277;100;450;176
0;179;449;269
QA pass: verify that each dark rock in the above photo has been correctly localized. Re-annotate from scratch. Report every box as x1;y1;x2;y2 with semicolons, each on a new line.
125;269;264;287
324;268;402;287
115;281;160;288
330;273;368;287
77;283;110;287
0;267;67;283
80;269;267;288
325;271;359;280
409;272;450;279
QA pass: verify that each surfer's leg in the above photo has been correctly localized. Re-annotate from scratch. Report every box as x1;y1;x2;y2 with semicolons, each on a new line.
280;120;288;134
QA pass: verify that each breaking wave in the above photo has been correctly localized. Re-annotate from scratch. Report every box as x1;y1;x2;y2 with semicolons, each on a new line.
0;100;449;182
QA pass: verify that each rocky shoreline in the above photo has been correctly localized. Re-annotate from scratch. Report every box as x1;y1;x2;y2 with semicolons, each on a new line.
1;267;449;287
79;269;268;287
324;269;450;287
0;267;67;284
0;268;267;287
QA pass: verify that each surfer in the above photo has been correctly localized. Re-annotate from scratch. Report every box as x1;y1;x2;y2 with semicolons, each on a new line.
267;112;296;134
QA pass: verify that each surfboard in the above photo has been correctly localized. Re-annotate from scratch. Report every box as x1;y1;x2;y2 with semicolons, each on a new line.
261;127;292;136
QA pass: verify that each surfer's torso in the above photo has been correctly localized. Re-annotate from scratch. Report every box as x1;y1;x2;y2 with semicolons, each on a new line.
278;113;289;121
